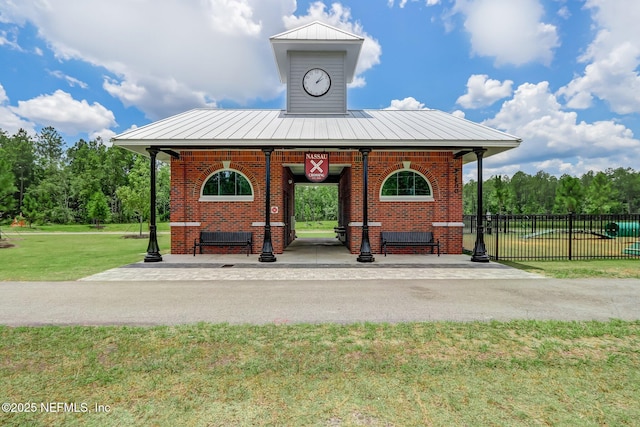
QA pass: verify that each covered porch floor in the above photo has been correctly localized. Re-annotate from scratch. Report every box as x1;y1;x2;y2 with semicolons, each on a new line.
166;237;472;267
138;237;518;269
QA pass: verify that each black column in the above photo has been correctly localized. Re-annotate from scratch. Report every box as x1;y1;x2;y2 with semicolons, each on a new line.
144;148;162;262
471;148;489;262
357;148;374;263
259;148;276;262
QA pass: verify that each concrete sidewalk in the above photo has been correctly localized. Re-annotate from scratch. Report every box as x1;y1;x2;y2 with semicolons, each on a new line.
80;240;544;282
2;238;638;326
1;278;638;326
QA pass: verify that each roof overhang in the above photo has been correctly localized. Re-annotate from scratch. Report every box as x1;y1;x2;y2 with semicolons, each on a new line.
111;109;522;164
114;142;518;164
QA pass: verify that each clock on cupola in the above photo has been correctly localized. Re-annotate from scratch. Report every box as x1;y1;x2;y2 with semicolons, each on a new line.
270;21;364;114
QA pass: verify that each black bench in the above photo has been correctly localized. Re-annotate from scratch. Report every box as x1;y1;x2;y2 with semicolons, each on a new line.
380;231;440;256
193;231;253;256
334;226;347;243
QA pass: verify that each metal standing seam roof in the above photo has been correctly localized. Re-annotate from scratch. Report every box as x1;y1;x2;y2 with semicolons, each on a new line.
112;108;521;163
270;20;363;41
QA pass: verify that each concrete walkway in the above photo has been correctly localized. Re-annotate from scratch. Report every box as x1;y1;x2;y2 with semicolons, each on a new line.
1;238;639;326
2;278;639;326
81;238;543;282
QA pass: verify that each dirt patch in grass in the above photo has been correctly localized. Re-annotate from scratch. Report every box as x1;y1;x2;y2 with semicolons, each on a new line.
0;240;15;249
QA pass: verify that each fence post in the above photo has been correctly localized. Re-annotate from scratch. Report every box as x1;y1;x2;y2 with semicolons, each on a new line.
568;212;574;261
494;214;500;261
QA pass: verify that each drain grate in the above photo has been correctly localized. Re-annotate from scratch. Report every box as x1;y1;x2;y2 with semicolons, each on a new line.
221;264;235;268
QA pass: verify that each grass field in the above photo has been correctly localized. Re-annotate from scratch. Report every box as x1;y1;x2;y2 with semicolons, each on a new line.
0;229;170;281
463;231;640;260
295;220;338;238
1;222;171;233
501;259;640;279
2;222;639;280
1;224;639;425
1;321;639;426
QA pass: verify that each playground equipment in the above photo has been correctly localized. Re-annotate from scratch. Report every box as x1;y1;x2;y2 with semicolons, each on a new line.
605;222;640;238
604;222;640;256
623;241;640;256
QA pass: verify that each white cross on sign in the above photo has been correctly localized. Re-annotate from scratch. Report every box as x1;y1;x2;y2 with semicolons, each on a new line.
310;159;324;173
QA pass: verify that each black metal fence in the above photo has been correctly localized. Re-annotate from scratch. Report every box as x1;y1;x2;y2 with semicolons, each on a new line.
463;214;640;261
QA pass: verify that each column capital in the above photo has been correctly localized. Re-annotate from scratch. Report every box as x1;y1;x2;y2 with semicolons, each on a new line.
359;147;372;154
262;147;274;154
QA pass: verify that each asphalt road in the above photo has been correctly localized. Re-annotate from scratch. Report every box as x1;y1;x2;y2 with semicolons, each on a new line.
1;278;638;326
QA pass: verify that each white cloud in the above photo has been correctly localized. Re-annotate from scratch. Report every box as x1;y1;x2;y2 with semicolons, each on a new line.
90;128;116;145
48;70;88;89
557;6;570;20
456;74;513;109
0;1;380;121
0;0;298;121
384;97;427;110
207;0;262;36
0;83;36;135
103;76;217;122
12;90;116;136
0;0;381;120
481;81;640;176
557;1;640;115
453;0;559;66
388;0;439;7
0;84;7;104
0;27;24;52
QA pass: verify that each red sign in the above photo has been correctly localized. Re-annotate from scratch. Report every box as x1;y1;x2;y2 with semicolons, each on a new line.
304;153;329;182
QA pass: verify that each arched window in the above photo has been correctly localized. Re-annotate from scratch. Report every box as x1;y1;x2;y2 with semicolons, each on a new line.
380;169;434;201
200;169;254;201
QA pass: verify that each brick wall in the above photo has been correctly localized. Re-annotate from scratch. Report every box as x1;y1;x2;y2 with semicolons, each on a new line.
170;149;463;255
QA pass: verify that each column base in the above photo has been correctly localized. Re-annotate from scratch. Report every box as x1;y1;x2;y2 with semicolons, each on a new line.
144;252;163;263
259;253;277;262
470;253;490;263
357;253;375;263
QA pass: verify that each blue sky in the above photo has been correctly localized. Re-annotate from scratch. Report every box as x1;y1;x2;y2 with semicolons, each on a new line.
1;0;639;181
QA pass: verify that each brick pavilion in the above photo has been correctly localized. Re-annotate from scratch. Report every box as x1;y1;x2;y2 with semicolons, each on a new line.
112;21;521;263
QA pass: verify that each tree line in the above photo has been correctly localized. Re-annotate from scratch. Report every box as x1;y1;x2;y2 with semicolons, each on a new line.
3;126;638;227
0;127;169;231
294;185;338;223
463;168;640;215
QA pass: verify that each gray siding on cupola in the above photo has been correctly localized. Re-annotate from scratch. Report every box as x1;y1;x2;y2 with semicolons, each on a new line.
287;51;346;114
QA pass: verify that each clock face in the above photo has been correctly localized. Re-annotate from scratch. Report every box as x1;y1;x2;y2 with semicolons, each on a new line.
303;68;331;97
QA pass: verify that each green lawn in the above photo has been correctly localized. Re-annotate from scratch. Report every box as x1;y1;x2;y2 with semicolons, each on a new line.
1;222;170;233
0;232;170;281
2;223;639;280
500;259;640;279
1;225;639;425
1;321;638;426
295;220;337;238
